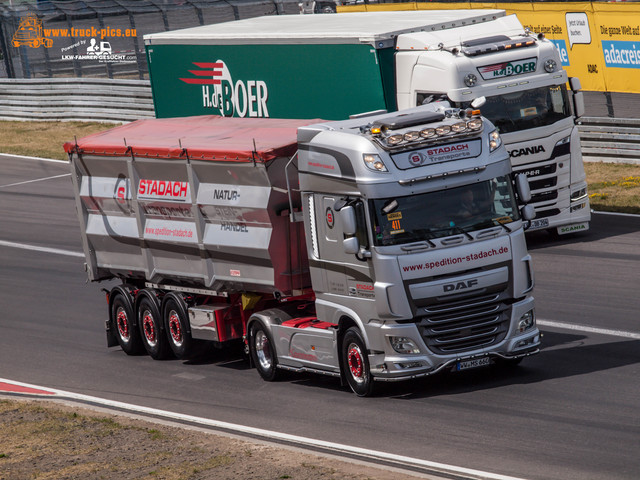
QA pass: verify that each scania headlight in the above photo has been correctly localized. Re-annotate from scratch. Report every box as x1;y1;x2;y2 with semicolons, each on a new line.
389;336;421;354
363;153;388;172
489;129;502;152
518;310;536;333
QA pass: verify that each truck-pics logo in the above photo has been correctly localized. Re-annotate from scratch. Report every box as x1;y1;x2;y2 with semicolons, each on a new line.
477;58;537;80
180;60;270;118
12;16;52;48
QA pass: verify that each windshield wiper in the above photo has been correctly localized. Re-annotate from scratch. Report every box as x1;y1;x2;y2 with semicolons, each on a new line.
452;225;474;241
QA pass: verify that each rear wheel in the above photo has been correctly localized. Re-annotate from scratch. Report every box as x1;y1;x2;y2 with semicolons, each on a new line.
110;289;143;355
342;327;375;396
163;294;194;360
138;294;171;360
250;322;280;382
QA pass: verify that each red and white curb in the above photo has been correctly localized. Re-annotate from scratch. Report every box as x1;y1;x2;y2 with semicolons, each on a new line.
0;377;527;480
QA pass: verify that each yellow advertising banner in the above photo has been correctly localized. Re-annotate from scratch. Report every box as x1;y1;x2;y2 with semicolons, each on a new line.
338;2;640;93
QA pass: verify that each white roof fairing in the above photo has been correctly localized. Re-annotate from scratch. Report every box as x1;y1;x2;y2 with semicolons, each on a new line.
144;10;506;46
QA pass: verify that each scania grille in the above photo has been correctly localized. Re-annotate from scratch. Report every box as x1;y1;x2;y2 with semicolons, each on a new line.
531;190;558;204
417;293;510;355
529;176;557;191
534;208;561;219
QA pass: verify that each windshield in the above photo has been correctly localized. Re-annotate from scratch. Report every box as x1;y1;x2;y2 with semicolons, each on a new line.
370;176;520;246
452;85;571;134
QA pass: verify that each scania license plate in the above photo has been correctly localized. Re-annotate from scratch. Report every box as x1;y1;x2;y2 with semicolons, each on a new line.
456;356;491;371
529;218;549;230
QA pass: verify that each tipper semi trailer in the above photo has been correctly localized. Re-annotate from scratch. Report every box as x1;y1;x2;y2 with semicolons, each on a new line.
144;9;590;237
66;103;541;396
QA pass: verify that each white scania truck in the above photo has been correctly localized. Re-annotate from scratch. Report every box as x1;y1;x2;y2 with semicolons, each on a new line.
144;10;590;237
66;103;540;395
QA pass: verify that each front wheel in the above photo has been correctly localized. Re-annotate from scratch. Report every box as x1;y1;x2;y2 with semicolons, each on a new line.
250;322;280;382
342;327;375;396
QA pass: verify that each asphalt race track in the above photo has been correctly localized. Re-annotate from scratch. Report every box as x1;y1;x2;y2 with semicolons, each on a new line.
1;155;638;480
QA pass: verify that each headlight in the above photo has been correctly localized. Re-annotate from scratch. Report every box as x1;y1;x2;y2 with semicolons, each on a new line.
389;336;421;354
489;129;502;152
518;310;536;333
363;153;388;172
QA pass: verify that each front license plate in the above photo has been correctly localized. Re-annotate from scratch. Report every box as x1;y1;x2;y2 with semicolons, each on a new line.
529;218;549;230
456;356;491;371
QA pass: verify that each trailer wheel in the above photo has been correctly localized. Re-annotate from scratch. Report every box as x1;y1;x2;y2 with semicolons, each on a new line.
342;327;375;397
250;322;280;382
163;294;194;359
138;295;171;360
111;290;143;355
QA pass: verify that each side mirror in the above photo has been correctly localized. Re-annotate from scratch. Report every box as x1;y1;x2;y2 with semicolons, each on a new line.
339;205;357;236
471;96;486;108
343;236;359;255
521;204;536;221
569;77;582;91
516;174;532;204
573;91;585;118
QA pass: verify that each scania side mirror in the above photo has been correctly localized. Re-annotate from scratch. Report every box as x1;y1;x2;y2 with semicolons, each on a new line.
569;77;582;91
339;205;357;236
516;174;532;204
569;78;585;118
471;96;486;109
521;204;536;221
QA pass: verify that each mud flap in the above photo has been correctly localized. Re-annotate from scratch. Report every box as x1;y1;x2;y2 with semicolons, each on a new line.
105;319;118;347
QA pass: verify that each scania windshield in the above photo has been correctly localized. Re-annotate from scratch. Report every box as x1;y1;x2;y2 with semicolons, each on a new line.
370;176;520;247
453;85;571;134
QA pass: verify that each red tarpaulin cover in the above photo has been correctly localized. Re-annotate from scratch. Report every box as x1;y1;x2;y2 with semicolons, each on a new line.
63;115;323;162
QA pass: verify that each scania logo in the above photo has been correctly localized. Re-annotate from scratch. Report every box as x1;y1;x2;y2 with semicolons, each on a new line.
509;145;545;158
443;279;478;292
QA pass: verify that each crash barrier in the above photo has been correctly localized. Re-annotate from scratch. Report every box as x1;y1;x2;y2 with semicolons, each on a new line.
0;78;154;122
578;117;640;164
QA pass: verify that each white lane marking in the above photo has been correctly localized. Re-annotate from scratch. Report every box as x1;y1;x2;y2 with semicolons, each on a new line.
538;319;640;340
0;173;71;188
0;153;67;164
0;378;528;480
0;240;84;258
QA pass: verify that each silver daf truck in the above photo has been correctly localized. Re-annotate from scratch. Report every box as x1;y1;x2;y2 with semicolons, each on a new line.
67;103;540;396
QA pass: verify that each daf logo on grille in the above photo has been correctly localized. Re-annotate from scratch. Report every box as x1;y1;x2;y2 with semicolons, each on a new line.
443;279;478;292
